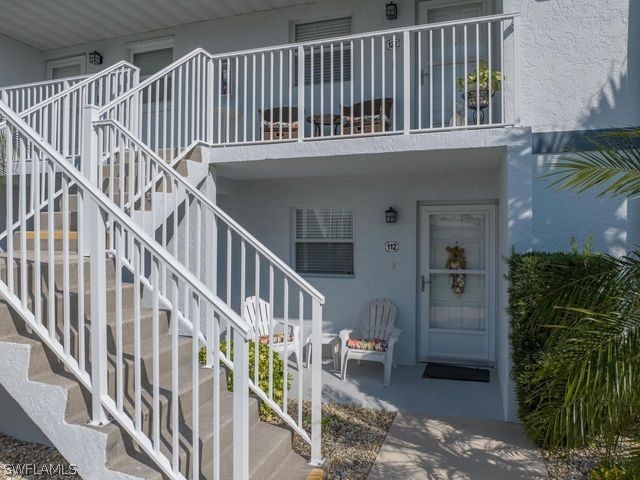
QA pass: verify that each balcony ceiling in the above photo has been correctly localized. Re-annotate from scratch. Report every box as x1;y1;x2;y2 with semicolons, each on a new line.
0;0;321;51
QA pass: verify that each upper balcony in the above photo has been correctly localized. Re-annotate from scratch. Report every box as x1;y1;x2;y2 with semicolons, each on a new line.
100;13;518;163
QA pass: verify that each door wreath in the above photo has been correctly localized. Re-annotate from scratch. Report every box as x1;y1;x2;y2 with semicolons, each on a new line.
445;244;466;296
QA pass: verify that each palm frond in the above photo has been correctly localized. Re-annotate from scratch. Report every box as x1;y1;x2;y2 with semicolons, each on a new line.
522;254;640;451
545;128;640;198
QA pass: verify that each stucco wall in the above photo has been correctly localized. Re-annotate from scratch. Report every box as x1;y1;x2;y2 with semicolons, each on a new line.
0;33;44;87
218;169;502;366
503;0;639;132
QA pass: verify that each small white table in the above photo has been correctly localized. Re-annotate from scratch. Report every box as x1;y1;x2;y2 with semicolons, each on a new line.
305;332;341;372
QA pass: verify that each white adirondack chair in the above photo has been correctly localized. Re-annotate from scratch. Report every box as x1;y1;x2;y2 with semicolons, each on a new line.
339;298;401;387
244;296;301;368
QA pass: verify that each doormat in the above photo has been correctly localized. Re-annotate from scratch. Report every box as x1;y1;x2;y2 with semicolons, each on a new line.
422;362;490;383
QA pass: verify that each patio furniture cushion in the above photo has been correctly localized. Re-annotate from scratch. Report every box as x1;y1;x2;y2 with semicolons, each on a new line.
346;337;388;352
263;120;299;130
258;332;295;345
342;114;391;127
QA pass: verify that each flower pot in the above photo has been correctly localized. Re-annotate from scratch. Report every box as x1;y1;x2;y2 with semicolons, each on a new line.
462;82;493;110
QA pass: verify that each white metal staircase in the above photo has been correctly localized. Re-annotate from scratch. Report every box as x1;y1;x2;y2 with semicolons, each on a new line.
0;54;324;479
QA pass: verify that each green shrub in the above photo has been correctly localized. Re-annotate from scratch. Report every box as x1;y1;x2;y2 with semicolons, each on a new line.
590;462;640;480
200;341;292;421
507;249;613;443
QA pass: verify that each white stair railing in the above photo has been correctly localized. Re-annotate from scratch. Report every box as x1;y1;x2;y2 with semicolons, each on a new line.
93;117;325;465
0;100;252;480
20;61;139;161
99;13;517;158
0;75;88;114
0;63;141;256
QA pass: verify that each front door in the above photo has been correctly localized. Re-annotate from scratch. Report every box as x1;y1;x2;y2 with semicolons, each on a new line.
416;0;489;128
419;204;496;364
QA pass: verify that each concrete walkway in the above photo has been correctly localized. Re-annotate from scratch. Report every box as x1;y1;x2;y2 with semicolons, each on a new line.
368;412;549;480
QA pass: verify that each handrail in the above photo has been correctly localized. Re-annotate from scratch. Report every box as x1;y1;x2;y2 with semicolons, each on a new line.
0;99;249;337
21;61;138;118
0;75;88;91
99;12;517;117
94;118;326;304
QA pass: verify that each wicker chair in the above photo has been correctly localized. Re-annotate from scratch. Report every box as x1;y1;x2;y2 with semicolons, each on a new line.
339;98;393;134
258;107;299;140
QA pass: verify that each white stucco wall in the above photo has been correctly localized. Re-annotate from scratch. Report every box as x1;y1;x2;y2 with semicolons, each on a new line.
503;0;639;132
0;33;44;87
218;169;502;366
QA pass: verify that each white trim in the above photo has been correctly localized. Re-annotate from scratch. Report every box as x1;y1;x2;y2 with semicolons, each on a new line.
46;55;86;80
126;36;175;56
417;0;491;24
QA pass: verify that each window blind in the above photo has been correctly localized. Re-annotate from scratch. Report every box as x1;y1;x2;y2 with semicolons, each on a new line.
295;17;352;85
51;64;82;80
295;208;354;275
133;47;174;77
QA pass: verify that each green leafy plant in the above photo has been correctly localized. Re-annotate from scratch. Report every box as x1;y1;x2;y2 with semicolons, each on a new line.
457;61;502;91
507;248;614;441
200;341;292;421
513;128;640;469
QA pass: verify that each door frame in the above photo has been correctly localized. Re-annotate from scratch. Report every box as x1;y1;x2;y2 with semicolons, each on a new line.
46;55;86;80
416;200;497;365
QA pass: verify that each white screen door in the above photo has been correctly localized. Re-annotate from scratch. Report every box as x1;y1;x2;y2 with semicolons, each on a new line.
417;1;488;128
419;204;496;364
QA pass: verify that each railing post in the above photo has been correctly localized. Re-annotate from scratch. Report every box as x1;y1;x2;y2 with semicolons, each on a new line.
80;104;109;425
233;335;250;480
403;30;411;134
131;70;140;137
297;45;305;142
205;168;217;367
81;105;99;256
310;298;323;466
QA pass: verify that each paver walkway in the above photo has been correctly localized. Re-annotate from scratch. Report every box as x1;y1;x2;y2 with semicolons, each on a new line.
368;412;548;480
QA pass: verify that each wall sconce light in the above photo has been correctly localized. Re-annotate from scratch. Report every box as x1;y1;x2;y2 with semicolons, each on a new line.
385;207;398;223
88;51;103;65
386;2;398;20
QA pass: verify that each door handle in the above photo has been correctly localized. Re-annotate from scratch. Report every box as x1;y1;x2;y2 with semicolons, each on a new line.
421;275;431;292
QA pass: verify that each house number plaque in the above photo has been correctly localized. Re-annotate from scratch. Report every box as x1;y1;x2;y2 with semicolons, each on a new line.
385;241;399;252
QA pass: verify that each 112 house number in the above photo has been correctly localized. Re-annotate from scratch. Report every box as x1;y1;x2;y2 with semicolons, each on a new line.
385;241;399;252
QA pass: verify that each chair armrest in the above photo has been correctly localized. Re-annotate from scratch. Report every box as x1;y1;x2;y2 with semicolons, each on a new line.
388;328;402;347
339;329;354;346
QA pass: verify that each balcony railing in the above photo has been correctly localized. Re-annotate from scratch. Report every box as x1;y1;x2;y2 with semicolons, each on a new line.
100;13;517;160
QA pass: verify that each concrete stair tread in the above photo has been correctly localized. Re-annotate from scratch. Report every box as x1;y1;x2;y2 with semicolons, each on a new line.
268;453;316;480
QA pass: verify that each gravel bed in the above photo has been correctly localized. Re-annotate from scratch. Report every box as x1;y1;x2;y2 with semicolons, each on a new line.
264;400;396;480
0;432;78;479
541;448;602;480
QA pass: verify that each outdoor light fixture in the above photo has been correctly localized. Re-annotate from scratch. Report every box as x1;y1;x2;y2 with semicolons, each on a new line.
88;51;103;65
386;2;398;20
385;207;398;223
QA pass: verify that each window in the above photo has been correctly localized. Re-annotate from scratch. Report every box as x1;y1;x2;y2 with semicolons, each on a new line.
128;38;174;103
294;208;354;276
128;37;174;79
47;55;86;80
295;17;352;85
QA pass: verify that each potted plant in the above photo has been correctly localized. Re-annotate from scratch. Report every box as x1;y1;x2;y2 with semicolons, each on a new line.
457;61;502;112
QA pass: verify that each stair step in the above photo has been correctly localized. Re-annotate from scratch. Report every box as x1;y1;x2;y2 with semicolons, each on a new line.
38;211;78;230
